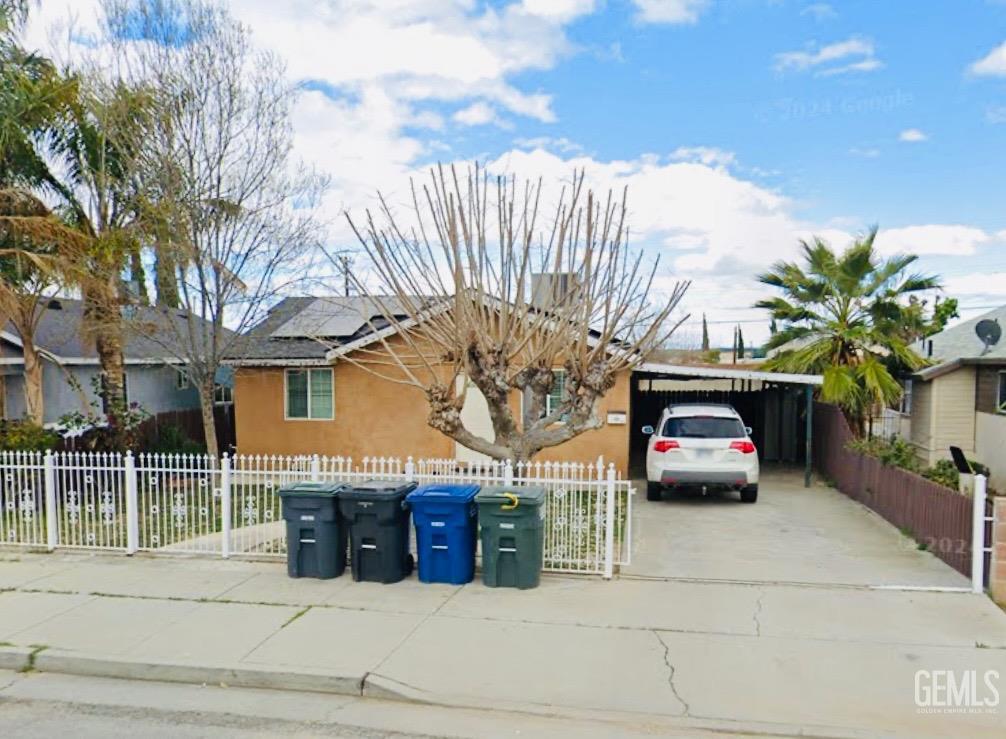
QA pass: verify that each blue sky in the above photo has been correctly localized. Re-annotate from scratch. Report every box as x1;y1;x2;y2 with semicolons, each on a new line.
30;0;1006;345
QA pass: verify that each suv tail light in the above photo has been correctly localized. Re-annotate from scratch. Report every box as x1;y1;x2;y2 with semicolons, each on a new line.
653;440;680;453
730;440;756;454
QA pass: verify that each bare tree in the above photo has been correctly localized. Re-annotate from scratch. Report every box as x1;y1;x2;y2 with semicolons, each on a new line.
102;0;325;455
338;165;689;462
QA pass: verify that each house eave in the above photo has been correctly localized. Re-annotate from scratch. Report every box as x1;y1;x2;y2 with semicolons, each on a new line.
224;357;332;368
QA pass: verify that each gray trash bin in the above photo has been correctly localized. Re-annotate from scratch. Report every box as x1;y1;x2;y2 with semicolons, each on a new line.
279;482;349;579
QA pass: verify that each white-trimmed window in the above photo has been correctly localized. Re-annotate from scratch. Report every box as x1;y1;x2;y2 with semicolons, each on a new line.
176;369;190;390
998;371;1006;415
285;368;333;420
214;384;233;406
545;369;570;422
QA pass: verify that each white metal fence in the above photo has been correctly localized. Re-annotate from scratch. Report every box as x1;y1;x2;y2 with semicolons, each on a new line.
0;450;633;577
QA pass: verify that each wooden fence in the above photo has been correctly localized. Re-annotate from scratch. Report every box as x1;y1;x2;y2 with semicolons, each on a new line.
813;402;990;581
136;406;236;454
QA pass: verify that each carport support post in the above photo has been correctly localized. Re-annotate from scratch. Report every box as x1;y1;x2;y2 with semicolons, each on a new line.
804;385;813;488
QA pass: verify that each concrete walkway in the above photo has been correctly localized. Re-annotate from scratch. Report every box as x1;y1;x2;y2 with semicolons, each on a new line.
625;469;971;587
1;551;1004;737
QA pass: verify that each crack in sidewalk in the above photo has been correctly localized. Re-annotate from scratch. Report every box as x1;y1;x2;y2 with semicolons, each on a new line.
651;630;689;717
752;589;765;637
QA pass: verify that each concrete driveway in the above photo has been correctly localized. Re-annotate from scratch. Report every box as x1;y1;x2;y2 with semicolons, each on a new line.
624;468;971;588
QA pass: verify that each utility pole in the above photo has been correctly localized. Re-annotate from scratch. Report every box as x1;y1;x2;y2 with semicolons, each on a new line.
339;256;351;296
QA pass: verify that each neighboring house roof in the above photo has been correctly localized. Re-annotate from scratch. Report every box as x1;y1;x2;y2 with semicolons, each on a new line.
225;296;420;367
914;305;1006;380
0;298;223;366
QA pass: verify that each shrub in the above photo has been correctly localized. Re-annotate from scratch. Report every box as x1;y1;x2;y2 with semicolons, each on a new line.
847;435;920;472
150;424;205;455
0;421;59;451
922;460;959;490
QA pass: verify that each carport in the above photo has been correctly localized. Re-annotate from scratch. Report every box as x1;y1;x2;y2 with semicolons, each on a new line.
629;363;823;487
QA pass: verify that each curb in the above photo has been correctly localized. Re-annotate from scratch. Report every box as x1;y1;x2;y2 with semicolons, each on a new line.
17;649;364;697
0;645;33;671
1;647;876;739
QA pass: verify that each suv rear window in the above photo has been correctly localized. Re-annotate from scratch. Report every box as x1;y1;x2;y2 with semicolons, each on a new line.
662;416;745;438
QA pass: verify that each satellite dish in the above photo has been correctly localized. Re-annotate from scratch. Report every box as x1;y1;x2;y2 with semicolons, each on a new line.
975;319;1001;355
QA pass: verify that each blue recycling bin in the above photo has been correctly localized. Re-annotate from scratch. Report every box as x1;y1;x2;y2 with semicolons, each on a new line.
406;483;480;584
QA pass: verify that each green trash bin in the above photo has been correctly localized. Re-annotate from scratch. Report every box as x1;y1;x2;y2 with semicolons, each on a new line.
279;482;349;579
475;486;546;589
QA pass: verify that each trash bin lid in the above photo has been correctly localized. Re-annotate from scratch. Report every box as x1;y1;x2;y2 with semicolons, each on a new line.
342;479;417;500
475;485;546;507
278;481;347;497
406;483;479;504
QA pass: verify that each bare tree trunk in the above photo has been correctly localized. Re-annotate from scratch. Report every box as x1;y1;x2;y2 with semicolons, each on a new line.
198;379;219;457
22;341;44;425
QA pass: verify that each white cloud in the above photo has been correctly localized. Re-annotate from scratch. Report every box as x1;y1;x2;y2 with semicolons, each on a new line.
943;273;1006;299
221;1;596;123
968;40;1006;77
521;0;597;22
849;146;880;158
898;128;928;142
800;3;837;21
987;106;1006;124
873;225;992;256
669;146;736;168
453;101;498;126
817;58;882;76
482;148;796;278
774;36;882;76
632;0;709;25
513;136;584;154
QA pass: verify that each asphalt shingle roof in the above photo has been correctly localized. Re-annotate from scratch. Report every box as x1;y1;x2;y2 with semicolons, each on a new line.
2;298;225;362
914;305;1006;378
917;306;1006;362
225;296;412;365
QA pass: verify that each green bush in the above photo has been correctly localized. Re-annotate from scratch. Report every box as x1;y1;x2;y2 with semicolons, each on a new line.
922;460;959;490
847;436;920;472
150;423;205;455
0;420;59;451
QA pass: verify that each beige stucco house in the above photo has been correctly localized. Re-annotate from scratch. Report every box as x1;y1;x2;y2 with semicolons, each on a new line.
905;306;1006;488
224;297;633;474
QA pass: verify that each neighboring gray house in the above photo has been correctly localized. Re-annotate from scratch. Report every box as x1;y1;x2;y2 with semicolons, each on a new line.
905;305;1006;488
0;298;224;427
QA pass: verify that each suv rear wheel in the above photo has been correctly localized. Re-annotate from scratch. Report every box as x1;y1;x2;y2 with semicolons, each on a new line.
740;484;758;503
646;481;663;501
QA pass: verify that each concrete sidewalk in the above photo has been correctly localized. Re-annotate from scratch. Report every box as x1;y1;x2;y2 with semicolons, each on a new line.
1;551;1005;738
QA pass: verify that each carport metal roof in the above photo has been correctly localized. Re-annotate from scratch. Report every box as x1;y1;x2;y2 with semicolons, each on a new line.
633;361;822;487
634;362;823;385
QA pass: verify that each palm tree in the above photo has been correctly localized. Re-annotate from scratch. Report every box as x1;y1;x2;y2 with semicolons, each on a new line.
0;3;92;424
2;1;151;444
756;228;939;435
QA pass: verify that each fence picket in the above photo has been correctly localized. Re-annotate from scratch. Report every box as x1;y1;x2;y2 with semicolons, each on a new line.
0;449;634;576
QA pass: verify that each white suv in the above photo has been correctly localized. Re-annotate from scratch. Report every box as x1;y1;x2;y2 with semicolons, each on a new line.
642;404;759;503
